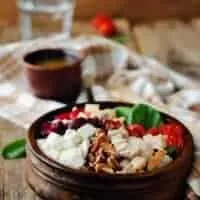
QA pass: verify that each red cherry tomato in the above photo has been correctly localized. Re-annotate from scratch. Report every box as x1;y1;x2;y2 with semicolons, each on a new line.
147;128;160;136
92;14;112;29
98;21;117;37
41;122;57;136
127;124;146;137
160;123;184;149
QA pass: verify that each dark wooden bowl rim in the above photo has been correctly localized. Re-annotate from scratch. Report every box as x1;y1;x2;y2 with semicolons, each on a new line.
27;101;193;180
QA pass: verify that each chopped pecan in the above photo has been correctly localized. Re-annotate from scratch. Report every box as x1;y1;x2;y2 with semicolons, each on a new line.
95;152;106;163
101;142;116;156
107;156;121;170
147;150;166;171
90;131;109;153
95;163;114;173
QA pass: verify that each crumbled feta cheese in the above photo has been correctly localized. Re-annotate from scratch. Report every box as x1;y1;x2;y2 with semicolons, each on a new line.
99;109;116;118
64;129;82;147
109;129;142;158
160;155;172;168
128;137;143;158
143;134;167;150
130;156;147;171
45;149;61;160
59;147;85;169
115;141;129;152
141;142;154;158
78;123;97;139
85;104;100;114
120;160;129;169
80;139;90;157
37;139;46;151
42;132;64;151
108;128;129;157
108;127;127;137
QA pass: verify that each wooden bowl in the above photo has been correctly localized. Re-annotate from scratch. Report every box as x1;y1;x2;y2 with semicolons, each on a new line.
26;102;194;200
23;48;84;102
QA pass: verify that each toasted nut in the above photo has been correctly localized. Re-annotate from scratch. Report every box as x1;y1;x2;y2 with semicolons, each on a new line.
107;156;121;170
101;143;116;156
95;163;114;173
147;150;166;171
95;153;106;163
91;131;108;153
88;152;95;162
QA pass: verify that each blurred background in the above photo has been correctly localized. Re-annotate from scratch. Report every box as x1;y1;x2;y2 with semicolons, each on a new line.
1;0;200;79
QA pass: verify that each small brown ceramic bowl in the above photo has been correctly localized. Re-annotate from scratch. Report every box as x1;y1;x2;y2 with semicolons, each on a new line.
26;102;194;200
23;48;84;102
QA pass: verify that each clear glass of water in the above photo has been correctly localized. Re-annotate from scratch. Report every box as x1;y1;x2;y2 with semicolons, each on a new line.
17;0;75;40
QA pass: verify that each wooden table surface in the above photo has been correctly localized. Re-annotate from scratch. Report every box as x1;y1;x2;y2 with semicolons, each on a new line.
1;19;200;200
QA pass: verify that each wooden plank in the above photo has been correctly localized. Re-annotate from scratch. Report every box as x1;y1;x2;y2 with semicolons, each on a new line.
132;19;200;65
0;118;40;200
121;0;200;22
132;20;200;79
132;21;172;62
3;0;200;25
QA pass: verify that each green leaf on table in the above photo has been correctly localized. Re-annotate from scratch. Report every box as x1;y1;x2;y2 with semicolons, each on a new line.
111;34;128;44
1;138;26;159
115;104;163;128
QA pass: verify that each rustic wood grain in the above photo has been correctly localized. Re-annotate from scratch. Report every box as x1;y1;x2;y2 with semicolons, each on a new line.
0;118;41;200
132;19;200;64
2;0;200;26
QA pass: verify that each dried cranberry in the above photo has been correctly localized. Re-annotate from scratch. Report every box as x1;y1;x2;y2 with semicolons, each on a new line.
52;120;66;135
68;118;87;129
41;122;53;137
68;107;84;120
41;120;66;137
87;117;104;128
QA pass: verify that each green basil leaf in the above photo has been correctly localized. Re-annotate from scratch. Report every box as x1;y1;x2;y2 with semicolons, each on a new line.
129;104;146;125
1;139;26;159
115;106;132;123
128;104;163;128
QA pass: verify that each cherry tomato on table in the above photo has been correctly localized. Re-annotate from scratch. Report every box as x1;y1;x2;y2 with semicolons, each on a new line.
92;14;112;29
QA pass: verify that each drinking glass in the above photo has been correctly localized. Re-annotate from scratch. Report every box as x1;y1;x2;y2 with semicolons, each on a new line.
17;0;75;40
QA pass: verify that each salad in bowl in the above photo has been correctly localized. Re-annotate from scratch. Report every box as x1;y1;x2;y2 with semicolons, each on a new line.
26;102;193;200
37;103;185;174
